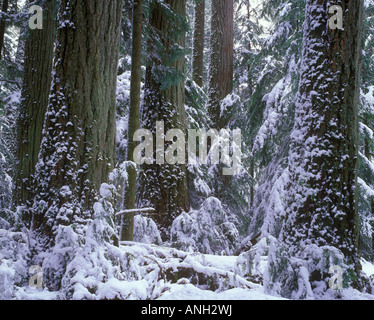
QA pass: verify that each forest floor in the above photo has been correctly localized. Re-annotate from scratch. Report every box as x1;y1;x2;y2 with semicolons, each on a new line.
10;241;374;300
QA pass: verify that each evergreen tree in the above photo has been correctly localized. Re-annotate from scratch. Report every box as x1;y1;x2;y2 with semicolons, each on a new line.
207;0;234;130
357;0;374;261
32;0;123;246
247;0;305;238
0;0;9;59
14;0;57;209
121;0;143;241
138;0;189;240
282;0;364;288
192;0;205;87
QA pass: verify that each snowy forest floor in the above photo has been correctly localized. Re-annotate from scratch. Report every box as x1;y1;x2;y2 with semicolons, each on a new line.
8;240;374;301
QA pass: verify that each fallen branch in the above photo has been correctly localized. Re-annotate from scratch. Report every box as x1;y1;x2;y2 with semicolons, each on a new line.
115;207;156;217
0;78;21;89
118;242;261;291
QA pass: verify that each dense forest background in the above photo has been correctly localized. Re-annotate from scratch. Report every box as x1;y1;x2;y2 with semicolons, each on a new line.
0;0;374;300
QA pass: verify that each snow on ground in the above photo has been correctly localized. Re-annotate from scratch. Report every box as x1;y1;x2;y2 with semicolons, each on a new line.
4;241;283;300
114;241;274;300
3;240;374;300
158;285;285;300
362;259;374;278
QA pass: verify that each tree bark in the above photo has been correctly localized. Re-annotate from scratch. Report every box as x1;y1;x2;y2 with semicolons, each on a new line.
192;0;204;87
121;0;143;241
205;0;234;198
32;0;123;241
0;0;9;59
207;0;233;129
283;0;364;275
14;0;57;209
138;0;189;240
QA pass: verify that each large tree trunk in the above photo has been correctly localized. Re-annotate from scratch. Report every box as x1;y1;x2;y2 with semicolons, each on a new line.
121;0;143;241
192;0;205;87
32;0;123;241
0;0;9;59
14;0;57;209
207;0;233;129
283;0;364;279
138;0;189;240
206;0;234;199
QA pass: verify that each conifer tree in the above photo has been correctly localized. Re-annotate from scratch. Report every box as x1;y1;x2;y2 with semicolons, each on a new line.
32;0;123;244
246;0;305;238
122;0;143;241
14;0;57;209
138;0;189;240
282;0;364;283
357;0;374;261
192;0;205;87
207;0;233;129
0;0;9;59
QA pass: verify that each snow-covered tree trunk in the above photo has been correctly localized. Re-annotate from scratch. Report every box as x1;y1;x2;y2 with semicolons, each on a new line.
138;0;189;240
14;0;57;209
282;0;364;280
32;0;123;243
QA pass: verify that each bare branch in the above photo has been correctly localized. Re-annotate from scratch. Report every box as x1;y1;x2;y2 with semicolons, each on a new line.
115;207;156;217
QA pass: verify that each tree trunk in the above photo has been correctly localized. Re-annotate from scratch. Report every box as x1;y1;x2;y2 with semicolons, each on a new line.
206;0;234;199
207;0;233;129
32;0;123;241
192;0;204;87
283;0;364;276
246;2;253;97
0;0;9;59
14;0;57;209
250;143;254;208
138;0;189;240
121;0;143;241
